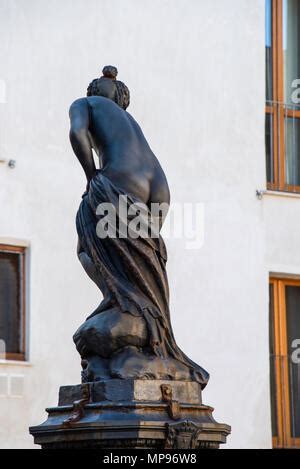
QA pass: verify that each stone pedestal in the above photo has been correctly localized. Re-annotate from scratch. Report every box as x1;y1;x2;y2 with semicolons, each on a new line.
29;379;230;449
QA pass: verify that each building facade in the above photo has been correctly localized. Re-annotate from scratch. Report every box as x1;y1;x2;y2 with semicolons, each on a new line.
0;0;298;449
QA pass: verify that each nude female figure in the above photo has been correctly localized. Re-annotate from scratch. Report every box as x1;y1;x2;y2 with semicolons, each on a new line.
69;66;208;386
69;66;170;208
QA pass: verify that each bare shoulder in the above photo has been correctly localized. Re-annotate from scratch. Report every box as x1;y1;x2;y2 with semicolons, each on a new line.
126;111;142;130
69;97;88;115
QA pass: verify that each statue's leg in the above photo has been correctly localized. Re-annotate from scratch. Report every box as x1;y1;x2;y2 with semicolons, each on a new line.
77;238;113;317
77;238;102;289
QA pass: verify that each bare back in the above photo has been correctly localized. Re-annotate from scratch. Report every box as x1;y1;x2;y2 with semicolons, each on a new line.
86;96;170;207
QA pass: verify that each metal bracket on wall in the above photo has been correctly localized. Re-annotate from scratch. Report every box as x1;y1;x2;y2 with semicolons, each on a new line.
62;383;91;426
161;384;181;420
0;159;16;169
256;189;266;200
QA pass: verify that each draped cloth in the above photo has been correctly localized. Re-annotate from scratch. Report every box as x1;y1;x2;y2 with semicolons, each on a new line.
76;170;209;388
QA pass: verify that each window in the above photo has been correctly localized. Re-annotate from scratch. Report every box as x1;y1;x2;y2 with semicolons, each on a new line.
269;278;300;448
0;244;27;361
265;0;300;192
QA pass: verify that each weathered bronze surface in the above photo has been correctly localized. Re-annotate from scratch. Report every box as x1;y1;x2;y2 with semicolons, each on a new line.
30;379;230;449
29;66;230;449
69;65;209;385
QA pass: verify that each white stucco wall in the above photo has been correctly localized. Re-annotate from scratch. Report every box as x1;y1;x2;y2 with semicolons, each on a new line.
264;194;300;275
0;0;270;448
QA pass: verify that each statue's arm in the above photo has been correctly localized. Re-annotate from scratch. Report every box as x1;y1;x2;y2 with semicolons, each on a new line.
69;98;96;186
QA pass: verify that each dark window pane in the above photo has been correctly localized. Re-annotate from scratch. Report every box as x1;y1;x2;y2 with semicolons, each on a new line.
0;251;22;354
285;116;300;186
266;0;273;102
266;113;274;183
269;283;278;437
285;286;300;438
283;0;300;105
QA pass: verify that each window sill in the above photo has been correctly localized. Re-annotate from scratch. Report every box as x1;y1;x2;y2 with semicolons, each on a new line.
257;189;300;199
0;359;32;367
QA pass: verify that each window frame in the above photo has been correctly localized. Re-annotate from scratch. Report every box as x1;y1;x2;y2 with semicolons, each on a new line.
266;0;300;193
0;243;27;362
270;277;300;448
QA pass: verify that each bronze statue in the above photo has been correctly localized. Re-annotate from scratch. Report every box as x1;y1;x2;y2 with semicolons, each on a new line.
69;65;209;387
30;66;231;449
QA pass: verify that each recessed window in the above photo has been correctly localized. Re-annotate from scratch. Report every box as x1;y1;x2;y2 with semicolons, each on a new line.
0;244;27;361
265;0;300;192
269;278;300;448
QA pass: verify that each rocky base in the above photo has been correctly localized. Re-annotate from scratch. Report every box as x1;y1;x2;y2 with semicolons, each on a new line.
29;379;230;449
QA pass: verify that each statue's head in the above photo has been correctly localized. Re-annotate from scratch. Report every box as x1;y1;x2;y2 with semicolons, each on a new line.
87;66;130;110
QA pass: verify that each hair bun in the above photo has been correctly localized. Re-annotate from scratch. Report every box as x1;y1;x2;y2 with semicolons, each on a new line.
102;65;118;80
